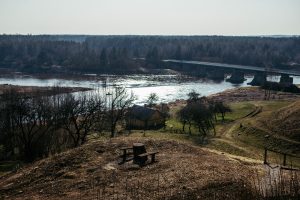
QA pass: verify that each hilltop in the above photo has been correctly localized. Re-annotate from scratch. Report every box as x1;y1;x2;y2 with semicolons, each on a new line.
0;138;256;200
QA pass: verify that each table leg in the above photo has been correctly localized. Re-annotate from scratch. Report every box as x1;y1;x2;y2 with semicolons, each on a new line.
122;150;127;163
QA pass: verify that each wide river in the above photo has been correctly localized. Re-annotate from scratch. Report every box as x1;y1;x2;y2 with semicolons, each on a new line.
1;75;300;105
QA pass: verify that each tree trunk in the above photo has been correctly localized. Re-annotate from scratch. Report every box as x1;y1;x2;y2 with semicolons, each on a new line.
212;122;216;136
111;123;116;138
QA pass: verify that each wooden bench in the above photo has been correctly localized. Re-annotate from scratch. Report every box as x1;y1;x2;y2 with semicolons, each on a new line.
119;147;133;164
137;151;159;165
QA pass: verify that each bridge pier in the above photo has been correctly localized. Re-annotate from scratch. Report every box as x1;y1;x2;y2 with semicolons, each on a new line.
206;70;225;80
248;73;266;86
226;71;245;84
279;74;293;87
184;68;206;77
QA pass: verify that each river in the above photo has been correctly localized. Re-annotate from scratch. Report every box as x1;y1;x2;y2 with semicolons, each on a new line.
1;75;300;105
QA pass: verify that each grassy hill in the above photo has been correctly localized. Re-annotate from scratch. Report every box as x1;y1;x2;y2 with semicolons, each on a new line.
202;100;300;169
1;87;300;199
0;138;256;200
266;100;300;142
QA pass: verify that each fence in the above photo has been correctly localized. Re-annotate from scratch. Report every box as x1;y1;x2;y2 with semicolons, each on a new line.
263;148;300;170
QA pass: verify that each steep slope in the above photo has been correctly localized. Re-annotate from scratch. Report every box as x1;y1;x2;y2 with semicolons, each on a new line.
267;100;300;142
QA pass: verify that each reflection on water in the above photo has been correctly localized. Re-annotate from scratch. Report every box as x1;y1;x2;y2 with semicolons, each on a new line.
1;75;300;105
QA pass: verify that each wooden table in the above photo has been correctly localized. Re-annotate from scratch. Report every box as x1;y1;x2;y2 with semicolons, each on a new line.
133;143;147;164
119;147;133;164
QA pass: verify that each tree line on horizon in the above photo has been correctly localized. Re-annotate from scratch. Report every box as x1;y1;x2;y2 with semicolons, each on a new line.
0;35;299;74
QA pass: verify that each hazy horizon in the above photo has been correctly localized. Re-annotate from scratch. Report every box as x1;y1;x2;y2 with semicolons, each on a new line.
1;0;300;36
1;34;300;37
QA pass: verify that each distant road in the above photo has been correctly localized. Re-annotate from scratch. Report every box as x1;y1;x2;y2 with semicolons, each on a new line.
163;59;300;76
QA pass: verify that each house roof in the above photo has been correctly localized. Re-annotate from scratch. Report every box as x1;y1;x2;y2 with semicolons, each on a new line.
127;105;160;121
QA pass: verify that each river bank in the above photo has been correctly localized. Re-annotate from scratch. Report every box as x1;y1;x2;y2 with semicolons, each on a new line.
0;84;91;96
167;86;300;110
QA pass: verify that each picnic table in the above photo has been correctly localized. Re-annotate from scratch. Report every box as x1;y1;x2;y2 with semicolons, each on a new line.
119;143;159;166
119;146;133;164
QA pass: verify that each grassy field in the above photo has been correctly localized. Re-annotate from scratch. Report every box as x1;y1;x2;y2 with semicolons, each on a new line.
130;99;300;168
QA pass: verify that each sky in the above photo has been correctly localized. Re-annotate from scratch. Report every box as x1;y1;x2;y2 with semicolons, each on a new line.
0;0;299;36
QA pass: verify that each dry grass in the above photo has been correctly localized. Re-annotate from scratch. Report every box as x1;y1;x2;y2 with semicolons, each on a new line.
210;87;300;103
1;87;300;199
265;100;300;142
0;137;255;200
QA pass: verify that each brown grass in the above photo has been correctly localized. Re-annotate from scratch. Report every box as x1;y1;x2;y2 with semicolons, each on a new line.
0;137;255;200
265;100;300;142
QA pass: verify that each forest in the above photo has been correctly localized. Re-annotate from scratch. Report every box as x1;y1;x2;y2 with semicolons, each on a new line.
0;35;300;74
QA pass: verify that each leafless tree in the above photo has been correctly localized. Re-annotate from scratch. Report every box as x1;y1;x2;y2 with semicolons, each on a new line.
177;105;193;134
106;87;136;137
211;101;232;122
146;93;159;107
5;93;57;161
58;93;104;147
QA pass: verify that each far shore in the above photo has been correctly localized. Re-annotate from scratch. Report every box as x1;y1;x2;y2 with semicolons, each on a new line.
0;84;92;96
0;68;181;81
167;86;300;109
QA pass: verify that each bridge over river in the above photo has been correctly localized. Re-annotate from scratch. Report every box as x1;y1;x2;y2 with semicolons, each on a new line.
163;59;300;85
163;59;300;76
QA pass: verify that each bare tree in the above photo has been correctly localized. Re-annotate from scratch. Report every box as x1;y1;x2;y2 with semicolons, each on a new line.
59;93;104;147
189;102;214;137
146;93;159;107
6;93;57;161
187;90;200;103
0;89;18;159
178;99;215;137
211;101;232;122
106;87;135;137
177;105;193;134
0;87;105;161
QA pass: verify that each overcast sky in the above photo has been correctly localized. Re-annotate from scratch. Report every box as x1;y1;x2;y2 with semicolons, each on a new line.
0;0;299;35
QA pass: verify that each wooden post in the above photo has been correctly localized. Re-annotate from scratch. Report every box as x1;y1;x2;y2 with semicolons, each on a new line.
283;154;287;166
122;149;127;163
264;148;268;164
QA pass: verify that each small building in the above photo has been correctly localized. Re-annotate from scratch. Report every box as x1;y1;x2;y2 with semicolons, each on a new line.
126;105;165;130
